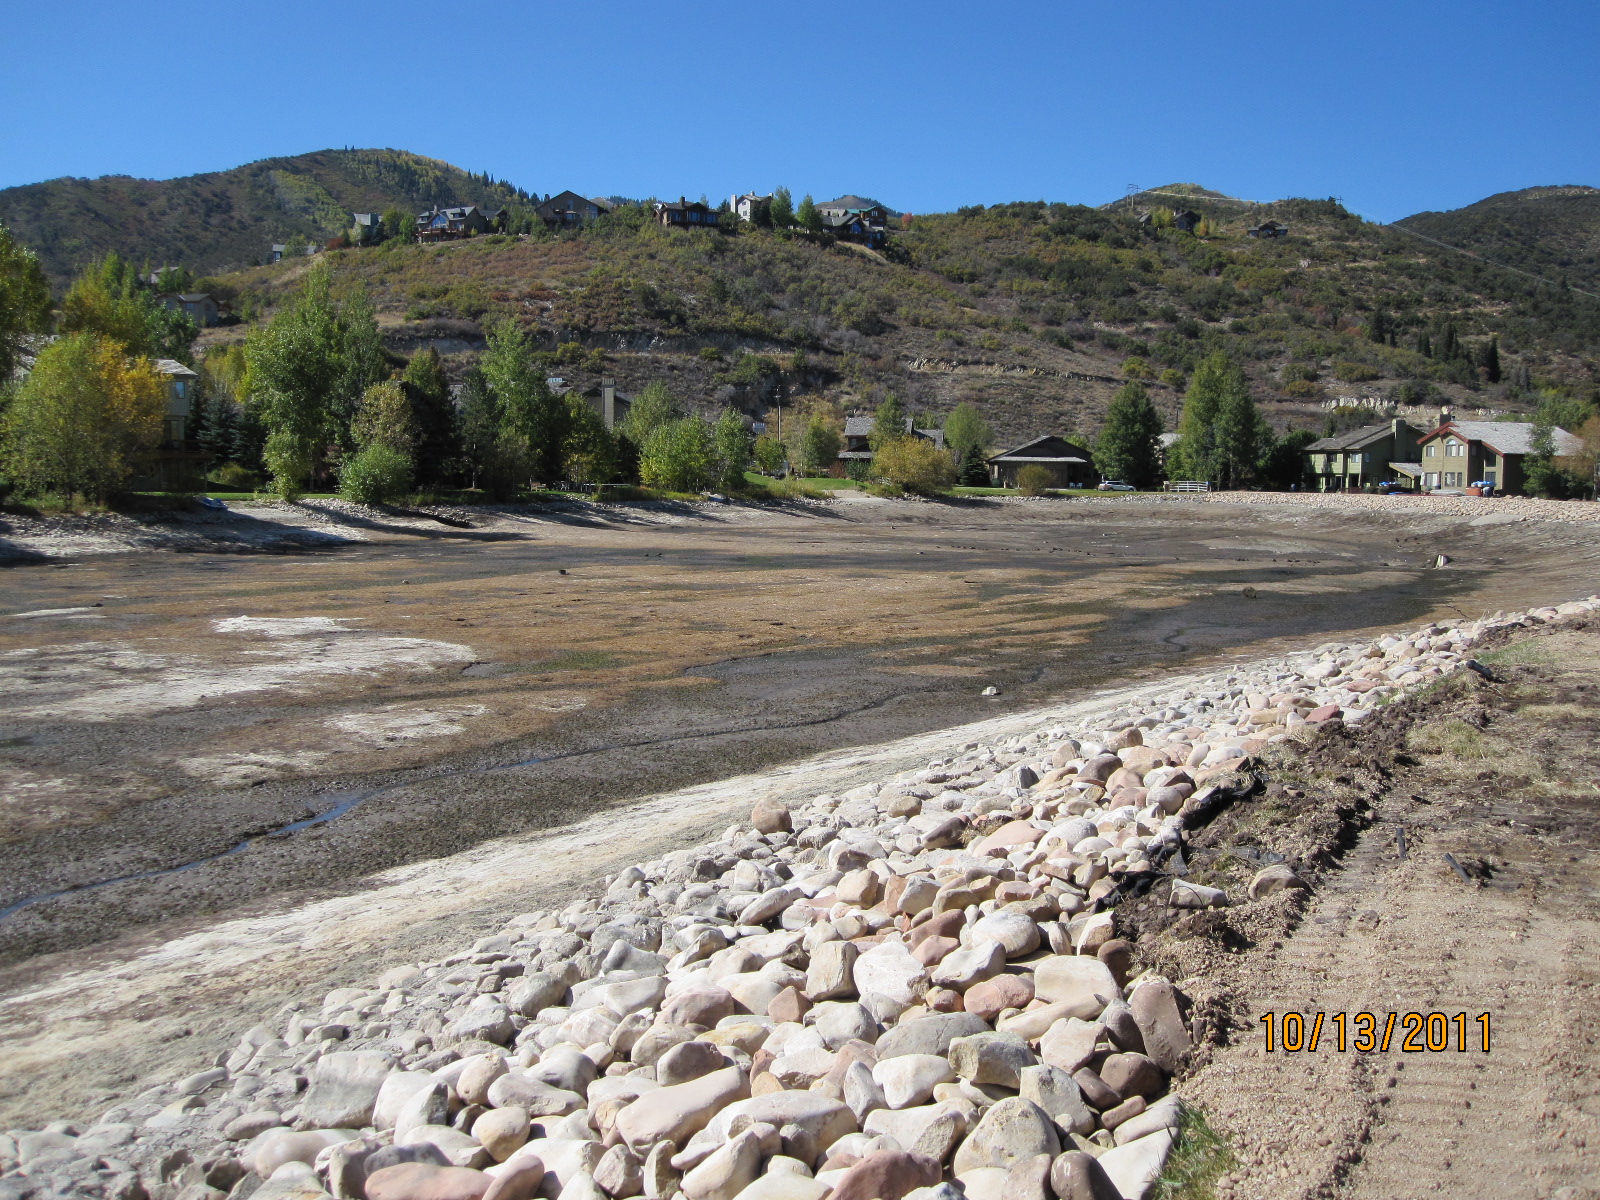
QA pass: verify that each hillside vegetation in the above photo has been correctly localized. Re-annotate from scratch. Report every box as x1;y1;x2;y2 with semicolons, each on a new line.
1397;186;1600;296
0;149;536;287
196;180;1600;447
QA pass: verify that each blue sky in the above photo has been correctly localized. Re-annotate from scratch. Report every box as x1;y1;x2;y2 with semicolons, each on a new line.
3;0;1596;223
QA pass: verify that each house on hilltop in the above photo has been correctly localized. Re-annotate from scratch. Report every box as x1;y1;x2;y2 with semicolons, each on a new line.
986;435;1095;489
535;192;612;230
653;198;721;229
817;196;890;247
1416;417;1581;493
1303;418;1423;492
730;193;772;223
1173;210;1201;233
353;212;384;243
415;205;506;242
1247;220;1289;239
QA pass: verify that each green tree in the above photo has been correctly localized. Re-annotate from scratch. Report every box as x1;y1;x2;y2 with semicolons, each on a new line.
956;443;989;486
403;345;457;485
244;265;385;493
351;380;416;454
943;401;992;462
1168;352;1262;488
561;392;618;485
797;194;823;234
874;437;955;495
482;320;566;486
1093;381;1163;489
870;393;909;450
639;417;715;492
1478;337;1502;384
59;252;197;363
619;381;682;445
1259;428;1319;490
1;333;167;502
712;409;753;492
799;416;841;475
770;187;795;230
381;207;413;244
0;223;52;382
753;434;787;475
339;443;413;504
456;368;499;489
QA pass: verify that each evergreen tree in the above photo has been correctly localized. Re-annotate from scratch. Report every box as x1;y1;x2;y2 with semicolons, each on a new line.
403;346;457;485
456;368;499;489
1478;337;1502;384
1366;309;1391;344
1093;381;1163;489
870;393;909;449
957;443;990;486
1415;331;1432;358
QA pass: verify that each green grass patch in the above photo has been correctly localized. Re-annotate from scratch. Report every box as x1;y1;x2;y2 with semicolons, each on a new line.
535;649;621;671
739;476;829;501
1410;718;1495;760
1478;638;1556;666
1154;1104;1237;1200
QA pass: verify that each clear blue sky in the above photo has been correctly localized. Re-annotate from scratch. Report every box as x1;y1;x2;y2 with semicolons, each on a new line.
4;0;1596;223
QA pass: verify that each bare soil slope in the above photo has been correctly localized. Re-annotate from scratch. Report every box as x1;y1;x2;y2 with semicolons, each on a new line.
1140;619;1600;1199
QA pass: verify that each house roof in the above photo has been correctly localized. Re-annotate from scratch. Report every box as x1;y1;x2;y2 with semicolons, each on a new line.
1158;432;1180;448
818;195;885;214
841;415;943;447
656;198;715;213
175;293;212;303
987;435;1092;464
153;359;198;378
1305;423;1401;452
1422;420;1583;457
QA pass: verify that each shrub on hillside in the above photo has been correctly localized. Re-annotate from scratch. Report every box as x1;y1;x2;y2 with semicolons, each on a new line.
874;438;955;495
340;443;413;505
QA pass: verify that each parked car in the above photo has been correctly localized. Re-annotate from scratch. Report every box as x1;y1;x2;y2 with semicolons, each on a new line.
1097;480;1136;491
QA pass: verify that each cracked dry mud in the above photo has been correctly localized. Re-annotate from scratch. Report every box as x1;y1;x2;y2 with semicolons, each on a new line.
1139;618;1600;1199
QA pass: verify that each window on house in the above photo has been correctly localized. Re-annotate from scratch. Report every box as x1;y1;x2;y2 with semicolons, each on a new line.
1444;472;1463;487
1424;444;1437;457
1425;472;1439;487
1446;439;1463;456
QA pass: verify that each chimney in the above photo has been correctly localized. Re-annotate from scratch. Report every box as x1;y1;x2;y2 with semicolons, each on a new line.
602;378;617;430
1439;405;1453;426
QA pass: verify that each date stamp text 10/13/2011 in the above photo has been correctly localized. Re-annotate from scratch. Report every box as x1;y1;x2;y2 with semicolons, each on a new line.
1258;1012;1491;1054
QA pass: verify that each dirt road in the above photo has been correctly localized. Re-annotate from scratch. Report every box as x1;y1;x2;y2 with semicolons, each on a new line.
1142;618;1600;1199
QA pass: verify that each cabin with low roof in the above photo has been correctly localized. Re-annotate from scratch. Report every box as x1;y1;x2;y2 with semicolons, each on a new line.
986;435;1095;488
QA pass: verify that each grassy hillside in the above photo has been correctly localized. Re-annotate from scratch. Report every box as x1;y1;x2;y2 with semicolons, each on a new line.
1397;186;1600;296
196;183;1600;447
0;149;533;287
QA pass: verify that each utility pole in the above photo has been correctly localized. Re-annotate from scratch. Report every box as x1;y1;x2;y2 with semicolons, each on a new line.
1125;184;1140;210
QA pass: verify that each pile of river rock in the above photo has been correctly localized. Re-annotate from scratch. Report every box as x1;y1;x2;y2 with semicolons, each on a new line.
5;597;1597;1200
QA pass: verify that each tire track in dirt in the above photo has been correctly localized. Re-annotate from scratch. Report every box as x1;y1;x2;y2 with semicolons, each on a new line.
1158;623;1600;1199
